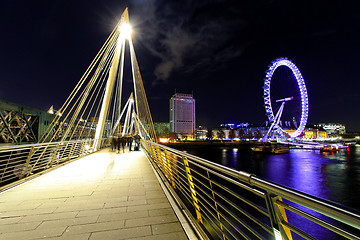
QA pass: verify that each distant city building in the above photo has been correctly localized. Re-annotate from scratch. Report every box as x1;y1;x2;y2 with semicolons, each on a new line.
195;126;207;140
214;122;329;140
285;129;328;139
170;93;195;137
315;123;346;136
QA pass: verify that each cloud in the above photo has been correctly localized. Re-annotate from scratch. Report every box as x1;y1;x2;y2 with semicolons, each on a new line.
132;0;246;82
154;60;174;80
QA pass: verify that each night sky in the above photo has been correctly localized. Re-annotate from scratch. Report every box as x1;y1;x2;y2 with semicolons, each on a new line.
1;1;360;131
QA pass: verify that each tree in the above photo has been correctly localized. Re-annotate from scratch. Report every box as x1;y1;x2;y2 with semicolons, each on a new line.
206;128;213;140
247;130;253;139
229;129;236;139
169;132;177;141
217;129;225;140
238;129;245;140
254;130;262;139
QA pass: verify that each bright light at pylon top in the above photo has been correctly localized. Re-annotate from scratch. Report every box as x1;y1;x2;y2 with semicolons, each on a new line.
119;23;132;39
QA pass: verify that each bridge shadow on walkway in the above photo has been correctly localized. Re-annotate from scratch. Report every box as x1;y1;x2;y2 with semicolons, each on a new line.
0;148;189;240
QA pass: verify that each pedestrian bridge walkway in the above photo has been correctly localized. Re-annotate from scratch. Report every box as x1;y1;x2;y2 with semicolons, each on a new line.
0;149;192;240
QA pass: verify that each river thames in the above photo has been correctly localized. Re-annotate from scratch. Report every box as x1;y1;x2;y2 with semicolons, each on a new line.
170;143;360;212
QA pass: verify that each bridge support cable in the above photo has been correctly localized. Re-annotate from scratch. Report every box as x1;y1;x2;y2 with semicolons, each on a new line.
38;8;156;147
39;21;120;143
110;40;125;134
66;40;119;139
129;38;157;141
93;32;125;150
40;27;119;143
111;94;132;135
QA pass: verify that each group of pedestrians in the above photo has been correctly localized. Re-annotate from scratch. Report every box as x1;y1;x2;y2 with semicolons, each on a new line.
109;134;141;153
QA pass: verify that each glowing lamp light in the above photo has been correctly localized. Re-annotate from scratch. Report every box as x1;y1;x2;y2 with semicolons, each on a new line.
159;138;170;143
119;23;132;39
84;145;90;151
273;229;282;240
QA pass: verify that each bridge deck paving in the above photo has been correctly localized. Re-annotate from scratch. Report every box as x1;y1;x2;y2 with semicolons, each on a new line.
0;148;189;240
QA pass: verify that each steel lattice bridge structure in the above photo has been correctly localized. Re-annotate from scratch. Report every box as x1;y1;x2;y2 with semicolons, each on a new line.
0;8;360;240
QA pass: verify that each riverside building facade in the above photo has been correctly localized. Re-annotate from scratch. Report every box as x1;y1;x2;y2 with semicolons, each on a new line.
170;93;195;138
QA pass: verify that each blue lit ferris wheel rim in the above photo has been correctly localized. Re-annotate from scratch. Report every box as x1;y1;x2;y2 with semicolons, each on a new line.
263;58;309;138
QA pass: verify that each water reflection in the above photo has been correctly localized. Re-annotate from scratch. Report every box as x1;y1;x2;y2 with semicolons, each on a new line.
179;145;360;211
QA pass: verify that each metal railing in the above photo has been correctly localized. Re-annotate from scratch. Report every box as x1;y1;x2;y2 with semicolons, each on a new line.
141;140;360;240
0;138;108;189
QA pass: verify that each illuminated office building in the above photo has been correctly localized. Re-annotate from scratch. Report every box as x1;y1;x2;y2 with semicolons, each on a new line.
170;93;195;137
315;123;346;136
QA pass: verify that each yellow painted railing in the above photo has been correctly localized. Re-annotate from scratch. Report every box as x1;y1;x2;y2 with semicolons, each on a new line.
142;140;360;240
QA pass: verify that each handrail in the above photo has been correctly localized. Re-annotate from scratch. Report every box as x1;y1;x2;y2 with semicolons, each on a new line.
142;140;360;240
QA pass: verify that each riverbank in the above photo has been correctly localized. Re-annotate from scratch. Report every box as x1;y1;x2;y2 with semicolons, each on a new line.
163;141;257;148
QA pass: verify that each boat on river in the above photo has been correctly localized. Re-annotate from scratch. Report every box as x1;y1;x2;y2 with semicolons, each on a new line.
268;146;290;154
251;145;289;154
251;146;267;152
320;146;339;153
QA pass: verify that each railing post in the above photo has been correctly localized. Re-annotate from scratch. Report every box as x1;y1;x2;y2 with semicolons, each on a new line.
59;142;68;160
155;146;163;172
1;151;12;182
20;146;35;179
67;142;75;161
207;170;225;240
264;192;293;240
78;141;85;157
183;156;203;224
164;149;176;189
272;196;293;240
153;144;160;168
48;143;61;168
144;141;151;157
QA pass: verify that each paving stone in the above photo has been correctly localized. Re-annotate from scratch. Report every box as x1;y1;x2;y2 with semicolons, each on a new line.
38;233;91;240
151;222;185;235
146;197;170;204
36;215;98;230
97;210;149;223
148;208;176;217
18;212;78;223
125;215;178;228
54;202;105;213
0;207;57;218
76;206;126;217
64;220;125;235
0;221;41;233
104;199;147;209
0;226;67;240
89;226;151;240
127;202;171;212
127;232;188;240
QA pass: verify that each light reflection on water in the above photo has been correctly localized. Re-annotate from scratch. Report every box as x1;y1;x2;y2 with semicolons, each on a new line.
175;144;360;239
181;145;360;211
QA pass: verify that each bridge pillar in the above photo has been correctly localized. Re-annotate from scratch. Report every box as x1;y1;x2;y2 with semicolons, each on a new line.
93;9;129;150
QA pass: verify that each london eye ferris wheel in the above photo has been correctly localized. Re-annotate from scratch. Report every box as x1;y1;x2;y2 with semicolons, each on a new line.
263;57;309;140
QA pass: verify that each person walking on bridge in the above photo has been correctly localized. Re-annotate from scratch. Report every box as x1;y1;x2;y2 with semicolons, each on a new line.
134;134;140;151
110;136;115;152
127;135;133;151
115;136;121;153
120;136;126;153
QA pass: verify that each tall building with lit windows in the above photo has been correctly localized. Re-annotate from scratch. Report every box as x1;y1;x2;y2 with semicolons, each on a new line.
170;93;195;137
